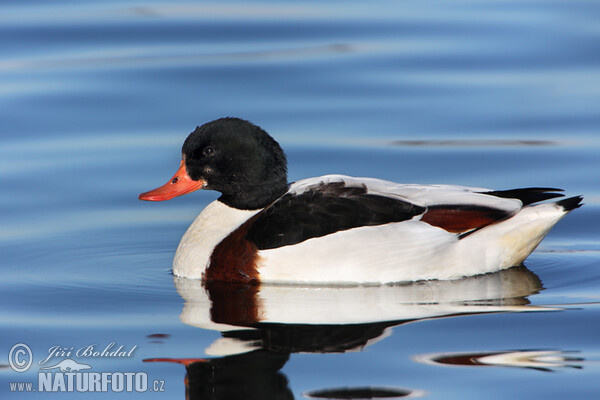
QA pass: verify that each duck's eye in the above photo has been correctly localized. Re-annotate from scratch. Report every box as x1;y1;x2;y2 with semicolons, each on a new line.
203;146;215;156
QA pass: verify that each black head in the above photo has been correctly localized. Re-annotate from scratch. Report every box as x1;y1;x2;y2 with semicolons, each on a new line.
182;118;289;209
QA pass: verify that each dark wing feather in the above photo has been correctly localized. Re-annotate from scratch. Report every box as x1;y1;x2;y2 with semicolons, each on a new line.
246;182;425;250
478;187;564;205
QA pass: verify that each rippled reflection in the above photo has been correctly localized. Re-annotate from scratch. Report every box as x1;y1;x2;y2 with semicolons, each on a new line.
305;386;425;399
146;350;292;399
142;266;574;398
414;350;584;372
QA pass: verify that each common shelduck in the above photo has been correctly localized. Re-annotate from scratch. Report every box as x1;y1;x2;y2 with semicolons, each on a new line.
139;117;582;284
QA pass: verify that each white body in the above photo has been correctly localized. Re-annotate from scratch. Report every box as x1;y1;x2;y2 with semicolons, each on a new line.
173;175;572;284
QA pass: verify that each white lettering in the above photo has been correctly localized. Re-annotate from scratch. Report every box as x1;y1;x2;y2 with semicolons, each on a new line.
135;372;147;392
127;345;137;356
101;372;111;391
52;373;66;392
89;372;101;392
65;372;75;391
76;372;88;392
101;342;115;357
36;371;148;393
38;372;52;392
125;372;135;392
112;372;124;392
71;343;137;360
76;345;95;357
39;346;73;365
9;382;34;392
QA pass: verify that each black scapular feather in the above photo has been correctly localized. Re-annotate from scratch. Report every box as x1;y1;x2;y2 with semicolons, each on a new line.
246;182;425;250
479;187;564;206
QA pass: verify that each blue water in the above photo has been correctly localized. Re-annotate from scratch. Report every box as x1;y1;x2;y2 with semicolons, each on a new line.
1;1;600;398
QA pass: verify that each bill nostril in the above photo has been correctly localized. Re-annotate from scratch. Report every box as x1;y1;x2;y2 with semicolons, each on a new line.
171;177;180;184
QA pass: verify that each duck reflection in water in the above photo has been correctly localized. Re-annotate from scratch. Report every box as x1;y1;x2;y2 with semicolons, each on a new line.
415;349;584;372
145;266;575;399
147;350;292;400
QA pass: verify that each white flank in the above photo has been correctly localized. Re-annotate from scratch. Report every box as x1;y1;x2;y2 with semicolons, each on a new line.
258;220;455;284
257;201;571;284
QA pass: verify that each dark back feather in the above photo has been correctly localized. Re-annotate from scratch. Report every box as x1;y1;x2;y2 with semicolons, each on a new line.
246;182;425;250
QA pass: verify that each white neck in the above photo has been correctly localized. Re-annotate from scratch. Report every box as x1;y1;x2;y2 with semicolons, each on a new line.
173;200;261;279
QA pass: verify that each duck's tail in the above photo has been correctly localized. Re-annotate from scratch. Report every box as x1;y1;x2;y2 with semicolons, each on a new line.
556;195;584;212
454;195;582;277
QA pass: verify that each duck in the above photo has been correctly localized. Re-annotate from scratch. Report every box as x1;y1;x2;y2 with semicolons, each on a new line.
139;117;582;285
